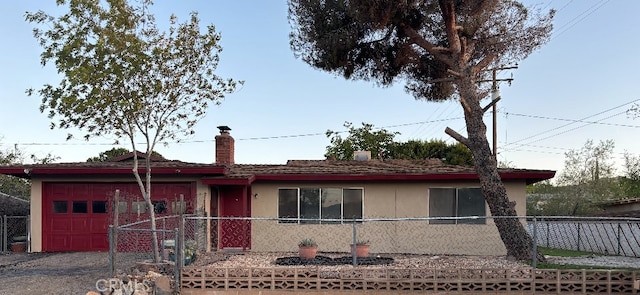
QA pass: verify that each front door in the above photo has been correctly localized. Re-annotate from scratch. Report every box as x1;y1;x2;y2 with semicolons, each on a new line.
218;186;250;249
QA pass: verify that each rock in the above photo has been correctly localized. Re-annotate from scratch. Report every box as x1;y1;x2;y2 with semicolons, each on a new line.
133;290;148;295
146;271;162;279
86;292;100;295
154;275;173;295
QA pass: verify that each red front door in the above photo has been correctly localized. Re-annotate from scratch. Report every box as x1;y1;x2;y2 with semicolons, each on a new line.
218;186;250;249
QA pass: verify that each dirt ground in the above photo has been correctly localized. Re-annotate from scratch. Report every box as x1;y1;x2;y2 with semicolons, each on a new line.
0;252;111;295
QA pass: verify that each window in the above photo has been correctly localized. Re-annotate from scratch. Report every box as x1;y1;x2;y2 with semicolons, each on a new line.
132;201;147;214
278;189;298;224
52;201;67;213
171;201;186;214
429;188;486;224
72;201;88;213
278;188;363;224
92;201;108;213
152;200;167;214
117;201;128;214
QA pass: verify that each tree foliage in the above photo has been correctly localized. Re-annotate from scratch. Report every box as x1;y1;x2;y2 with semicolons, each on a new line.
621;151;640;198
325;122;398;160
87;147;163;162
392;139;473;166
0;139;58;199
526;140;634;216
0;143;30;199
555;139;618;215
289;0;554;261
325;122;473;165
26;0;241;262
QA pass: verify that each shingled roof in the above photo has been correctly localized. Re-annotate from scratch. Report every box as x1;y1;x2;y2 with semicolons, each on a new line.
0;151;226;178
0;155;555;184
201;159;555;185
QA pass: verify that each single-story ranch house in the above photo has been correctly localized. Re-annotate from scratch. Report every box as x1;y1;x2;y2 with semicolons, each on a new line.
0;127;554;255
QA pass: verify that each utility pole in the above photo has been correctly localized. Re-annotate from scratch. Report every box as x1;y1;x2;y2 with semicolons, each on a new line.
479;65;518;160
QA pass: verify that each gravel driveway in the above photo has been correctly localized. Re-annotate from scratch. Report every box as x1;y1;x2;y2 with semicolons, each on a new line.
0;252;111;295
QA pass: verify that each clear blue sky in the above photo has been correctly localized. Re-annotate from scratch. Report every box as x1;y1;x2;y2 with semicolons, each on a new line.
1;0;639;179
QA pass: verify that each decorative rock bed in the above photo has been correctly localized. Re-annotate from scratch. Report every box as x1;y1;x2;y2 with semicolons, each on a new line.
275;255;394;266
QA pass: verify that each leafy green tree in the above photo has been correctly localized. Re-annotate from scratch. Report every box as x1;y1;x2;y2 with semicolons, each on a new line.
0;140;29;199
556;139;619;215
325;122;398;160
26;0;241;262
0;141;57;199
87;147;163;162
289;0;553;260
325;122;473;165
620;151;640;198
391;140;473;166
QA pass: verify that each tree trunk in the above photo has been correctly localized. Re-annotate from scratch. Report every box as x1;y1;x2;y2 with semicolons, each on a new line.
132;154;162;263
455;79;545;262
145;163;161;263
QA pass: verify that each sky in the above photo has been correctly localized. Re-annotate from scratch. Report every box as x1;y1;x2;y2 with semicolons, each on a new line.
1;0;639;180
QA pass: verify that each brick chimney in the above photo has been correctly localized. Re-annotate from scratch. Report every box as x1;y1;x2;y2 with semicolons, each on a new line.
215;126;234;166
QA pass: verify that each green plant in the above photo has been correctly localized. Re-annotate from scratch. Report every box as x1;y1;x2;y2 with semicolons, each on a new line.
298;238;317;247
355;239;370;245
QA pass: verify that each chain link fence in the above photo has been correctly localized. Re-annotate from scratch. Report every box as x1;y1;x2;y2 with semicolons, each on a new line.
527;217;640;257
182;216;640;260
108;214;205;285
1;215;29;252
110;215;640;293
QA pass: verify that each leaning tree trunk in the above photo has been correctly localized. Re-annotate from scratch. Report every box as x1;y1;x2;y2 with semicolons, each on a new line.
450;79;545;262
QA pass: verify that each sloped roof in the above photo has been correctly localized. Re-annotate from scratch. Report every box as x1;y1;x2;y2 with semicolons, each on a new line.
0;151;225;178
201;159;555;185
0;155;555;184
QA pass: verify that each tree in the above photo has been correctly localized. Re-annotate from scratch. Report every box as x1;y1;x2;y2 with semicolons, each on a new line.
0;139;58;199
325;122;473;165
325;122;398;160
391;140;473;166
0;143;30;199
26;0;241;262
289;0;553;260
620;151;640;198
556;139;619;215
87;147;163;162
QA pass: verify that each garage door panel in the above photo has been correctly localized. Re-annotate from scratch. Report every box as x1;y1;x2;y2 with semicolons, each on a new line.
50;218;72;231
70;218;89;231
43;182;194;252
91;234;109;250
90;219;108;231
71;184;91;198
70;235;90;250
49;235;69;251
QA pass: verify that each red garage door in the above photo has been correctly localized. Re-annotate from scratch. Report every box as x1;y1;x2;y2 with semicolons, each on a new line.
42;182;194;252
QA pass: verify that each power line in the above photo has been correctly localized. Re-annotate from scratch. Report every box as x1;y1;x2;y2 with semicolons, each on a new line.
15;117;467;147
503;98;639;148
552;0;610;39
502;110;627;152
506;112;640;129
14;99;639;148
